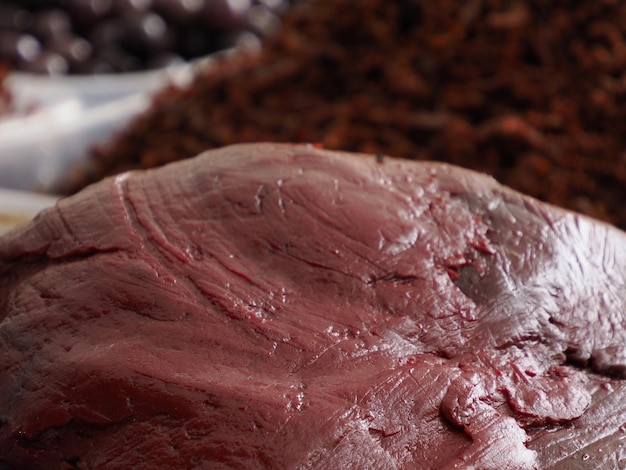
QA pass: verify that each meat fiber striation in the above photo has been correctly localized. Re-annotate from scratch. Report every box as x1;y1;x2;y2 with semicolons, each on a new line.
1;143;625;469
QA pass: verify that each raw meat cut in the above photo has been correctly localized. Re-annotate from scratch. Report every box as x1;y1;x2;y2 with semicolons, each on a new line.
1;143;625;469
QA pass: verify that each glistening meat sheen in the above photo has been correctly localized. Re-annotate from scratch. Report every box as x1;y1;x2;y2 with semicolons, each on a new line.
1;143;625;469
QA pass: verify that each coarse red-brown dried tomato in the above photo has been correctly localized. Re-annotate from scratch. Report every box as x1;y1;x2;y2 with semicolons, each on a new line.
68;0;626;230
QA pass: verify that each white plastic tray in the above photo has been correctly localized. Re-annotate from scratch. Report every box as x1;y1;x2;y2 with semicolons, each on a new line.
0;44;248;194
0;61;197;193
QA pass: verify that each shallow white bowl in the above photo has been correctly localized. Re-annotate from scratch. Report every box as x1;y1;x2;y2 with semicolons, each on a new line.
0;47;241;193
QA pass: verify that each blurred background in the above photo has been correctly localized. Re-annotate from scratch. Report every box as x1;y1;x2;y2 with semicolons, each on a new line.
1;0;625;233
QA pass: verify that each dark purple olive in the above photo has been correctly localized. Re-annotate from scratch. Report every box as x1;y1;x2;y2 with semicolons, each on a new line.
65;0;113;32
0;6;33;31
88;19;126;48
201;0;251;31
122;13;172;56
20;0;58;8
47;34;93;67
19;50;69;74
152;0;204;25
30;10;72;40
111;0;153;16
98;45;143;72
0;32;41;64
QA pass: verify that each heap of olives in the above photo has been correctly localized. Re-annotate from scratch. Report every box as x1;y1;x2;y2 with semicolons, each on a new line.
0;0;292;74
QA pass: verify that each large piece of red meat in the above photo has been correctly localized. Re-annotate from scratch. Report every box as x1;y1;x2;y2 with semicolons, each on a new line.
1;143;625;469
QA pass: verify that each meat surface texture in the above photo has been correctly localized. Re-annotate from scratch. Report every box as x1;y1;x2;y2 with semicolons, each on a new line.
1;143;626;469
